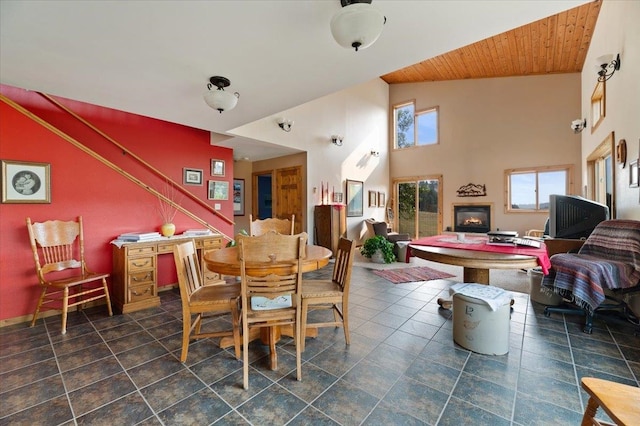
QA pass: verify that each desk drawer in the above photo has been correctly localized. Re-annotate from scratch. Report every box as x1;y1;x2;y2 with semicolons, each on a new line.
201;238;222;249
128;256;155;272
128;270;155;286
157;243;175;254
128;282;156;303
126;246;156;256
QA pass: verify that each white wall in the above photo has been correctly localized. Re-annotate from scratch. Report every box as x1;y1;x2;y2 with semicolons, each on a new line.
230;79;390;244
389;73;583;235
580;0;640;219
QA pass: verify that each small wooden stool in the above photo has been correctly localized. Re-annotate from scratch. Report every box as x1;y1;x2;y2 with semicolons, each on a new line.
581;377;640;425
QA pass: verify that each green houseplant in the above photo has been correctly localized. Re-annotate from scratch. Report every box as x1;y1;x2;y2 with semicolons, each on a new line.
360;235;395;264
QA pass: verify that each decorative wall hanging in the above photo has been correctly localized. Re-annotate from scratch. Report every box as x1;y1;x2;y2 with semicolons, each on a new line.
1;160;51;203
211;159;225;176
368;190;377;207
233;179;244;215
456;183;486;197
378;191;385;207
346;179;363;217
616;139;627;168
208;180;229;200
183;167;203;186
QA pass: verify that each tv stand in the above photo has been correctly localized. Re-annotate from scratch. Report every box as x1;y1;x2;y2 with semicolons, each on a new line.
544;238;586;256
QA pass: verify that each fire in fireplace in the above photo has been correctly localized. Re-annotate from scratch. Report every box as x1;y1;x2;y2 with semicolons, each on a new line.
453;204;491;233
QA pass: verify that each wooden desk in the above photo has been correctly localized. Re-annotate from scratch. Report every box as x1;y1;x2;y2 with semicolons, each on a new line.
204;245;332;369
410;244;539;309
111;234;224;313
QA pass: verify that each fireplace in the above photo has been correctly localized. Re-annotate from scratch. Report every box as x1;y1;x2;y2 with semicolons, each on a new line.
453;204;491;233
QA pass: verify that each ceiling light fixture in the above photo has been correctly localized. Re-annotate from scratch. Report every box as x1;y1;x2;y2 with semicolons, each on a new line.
571;118;587;134
277;118;294;132
331;135;344;146
203;76;239;113
596;53;621;82
330;0;386;52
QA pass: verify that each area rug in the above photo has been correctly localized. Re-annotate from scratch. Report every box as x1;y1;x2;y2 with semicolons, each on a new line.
373;266;456;284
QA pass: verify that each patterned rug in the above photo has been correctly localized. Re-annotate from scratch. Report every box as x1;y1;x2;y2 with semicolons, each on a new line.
373;266;456;284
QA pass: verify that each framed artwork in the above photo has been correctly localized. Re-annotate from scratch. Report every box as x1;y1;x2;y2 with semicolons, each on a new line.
368;190;377;207
1;160;51;204
346;179;363;217
233;178;245;215
208;180;229;200
378;191;385;207
183;167;203;185
630;159;639;188
211;159;225;176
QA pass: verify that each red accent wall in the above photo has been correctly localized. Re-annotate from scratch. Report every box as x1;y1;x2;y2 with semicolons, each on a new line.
0;85;234;322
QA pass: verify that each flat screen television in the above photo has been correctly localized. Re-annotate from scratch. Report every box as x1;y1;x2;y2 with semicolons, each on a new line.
548;194;609;239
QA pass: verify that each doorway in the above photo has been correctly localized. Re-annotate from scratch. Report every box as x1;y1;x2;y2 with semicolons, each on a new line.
252;166;303;233
586;131;616;218
393;175;443;238
255;173;272;219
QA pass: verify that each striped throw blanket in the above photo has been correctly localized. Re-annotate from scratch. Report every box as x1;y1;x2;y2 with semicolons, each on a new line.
541;220;640;314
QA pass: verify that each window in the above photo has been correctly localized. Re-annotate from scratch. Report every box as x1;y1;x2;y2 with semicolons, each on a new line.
394;102;438;149
505;165;573;212
590;81;605;132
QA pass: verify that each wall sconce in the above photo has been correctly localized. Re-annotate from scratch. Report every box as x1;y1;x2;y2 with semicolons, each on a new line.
203;76;239;113
277;118;294;132
596;53;621;82
331;135;343;146
370;150;380;157
571;118;587;134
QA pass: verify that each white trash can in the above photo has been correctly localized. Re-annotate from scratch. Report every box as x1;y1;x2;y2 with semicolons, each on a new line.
452;285;511;355
396;241;410;263
529;269;562;306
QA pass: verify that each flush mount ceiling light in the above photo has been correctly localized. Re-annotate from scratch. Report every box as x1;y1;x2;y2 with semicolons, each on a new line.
203;76;239;113
330;0;386;52
596;53;621;82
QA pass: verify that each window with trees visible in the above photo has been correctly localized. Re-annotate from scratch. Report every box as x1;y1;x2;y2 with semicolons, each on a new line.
505;165;572;212
394;102;438;149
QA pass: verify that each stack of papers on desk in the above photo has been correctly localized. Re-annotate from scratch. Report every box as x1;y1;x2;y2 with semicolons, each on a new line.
182;229;214;236
117;232;162;241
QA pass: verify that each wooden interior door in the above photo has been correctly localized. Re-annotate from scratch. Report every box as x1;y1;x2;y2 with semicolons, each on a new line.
275;166;303;233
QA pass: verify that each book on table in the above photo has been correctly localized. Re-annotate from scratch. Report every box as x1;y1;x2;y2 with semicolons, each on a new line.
117;231;162;241
182;229;214;236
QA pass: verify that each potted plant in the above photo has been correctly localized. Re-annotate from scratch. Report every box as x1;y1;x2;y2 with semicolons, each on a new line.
360;235;395;264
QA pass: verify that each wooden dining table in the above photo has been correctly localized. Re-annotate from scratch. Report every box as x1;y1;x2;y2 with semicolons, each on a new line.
203;244;332;370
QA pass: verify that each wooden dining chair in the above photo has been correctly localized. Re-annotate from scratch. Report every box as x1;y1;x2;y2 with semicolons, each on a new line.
173;240;241;362
249;214;295;236
26;216;113;334
237;231;307;389
580;377;640;425
300;237;355;351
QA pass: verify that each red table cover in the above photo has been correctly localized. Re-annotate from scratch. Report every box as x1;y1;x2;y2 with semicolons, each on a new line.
409;234;551;274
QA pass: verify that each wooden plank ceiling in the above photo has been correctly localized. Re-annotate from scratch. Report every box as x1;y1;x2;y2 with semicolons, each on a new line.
381;1;601;84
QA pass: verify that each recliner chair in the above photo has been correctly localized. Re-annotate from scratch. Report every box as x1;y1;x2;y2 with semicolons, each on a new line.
364;218;411;261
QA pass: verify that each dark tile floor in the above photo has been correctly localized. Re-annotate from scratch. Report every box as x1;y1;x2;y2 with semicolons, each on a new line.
1;265;639;425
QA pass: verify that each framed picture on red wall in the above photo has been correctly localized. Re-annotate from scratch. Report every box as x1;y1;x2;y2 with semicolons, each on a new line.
183;167;203;186
208;180;229;200
1;160;51;204
211;159;225;176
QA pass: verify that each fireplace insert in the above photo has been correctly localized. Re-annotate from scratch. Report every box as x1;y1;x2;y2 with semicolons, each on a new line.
453;205;491;233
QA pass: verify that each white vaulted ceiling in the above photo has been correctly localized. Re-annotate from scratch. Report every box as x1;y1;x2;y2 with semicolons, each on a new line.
0;1;590;160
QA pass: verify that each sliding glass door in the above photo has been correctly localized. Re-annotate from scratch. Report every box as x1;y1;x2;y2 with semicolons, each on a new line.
394;176;442;238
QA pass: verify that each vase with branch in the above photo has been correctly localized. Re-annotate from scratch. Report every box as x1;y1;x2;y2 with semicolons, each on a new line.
157;181;182;237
